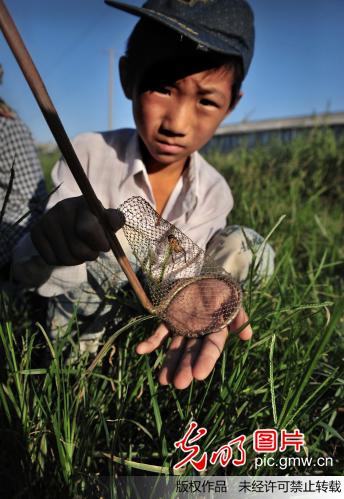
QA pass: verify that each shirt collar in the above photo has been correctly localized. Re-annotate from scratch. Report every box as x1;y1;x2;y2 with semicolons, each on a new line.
120;130;201;217
121;131;146;185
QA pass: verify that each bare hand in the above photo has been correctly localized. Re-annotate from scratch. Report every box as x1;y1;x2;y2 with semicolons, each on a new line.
31;196;124;266
136;307;252;389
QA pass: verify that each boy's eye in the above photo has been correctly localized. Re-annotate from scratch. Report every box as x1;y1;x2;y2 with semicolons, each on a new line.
152;85;171;95
200;98;219;108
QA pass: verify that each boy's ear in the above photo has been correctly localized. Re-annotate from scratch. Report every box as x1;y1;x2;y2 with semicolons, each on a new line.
227;91;244;115
119;56;133;100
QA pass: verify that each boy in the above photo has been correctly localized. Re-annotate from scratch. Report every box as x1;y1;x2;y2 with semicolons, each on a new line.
13;0;273;389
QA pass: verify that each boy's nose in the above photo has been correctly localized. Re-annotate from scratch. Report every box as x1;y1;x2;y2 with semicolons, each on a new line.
160;102;190;137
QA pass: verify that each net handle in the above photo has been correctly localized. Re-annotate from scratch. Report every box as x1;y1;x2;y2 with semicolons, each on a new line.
0;0;154;313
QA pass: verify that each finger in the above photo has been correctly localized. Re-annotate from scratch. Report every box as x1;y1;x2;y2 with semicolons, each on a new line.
171;337;203;390
31;225;59;265
136;323;170;354
158;334;187;386
106;208;126;232
230;307;253;341
49;223;82;266
192;327;228;381
76;209;110;253
31;199;80;265
32;218;80;266
66;238;100;263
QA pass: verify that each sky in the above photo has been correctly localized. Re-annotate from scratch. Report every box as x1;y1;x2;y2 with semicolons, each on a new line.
1;0;344;143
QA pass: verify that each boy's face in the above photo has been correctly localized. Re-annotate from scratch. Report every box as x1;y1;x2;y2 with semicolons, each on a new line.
131;61;236;170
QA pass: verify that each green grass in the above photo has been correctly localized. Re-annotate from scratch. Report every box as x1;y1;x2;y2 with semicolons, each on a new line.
0;127;343;497
37;147;60;192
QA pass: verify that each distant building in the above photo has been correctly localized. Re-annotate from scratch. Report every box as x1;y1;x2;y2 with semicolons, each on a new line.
203;112;344;153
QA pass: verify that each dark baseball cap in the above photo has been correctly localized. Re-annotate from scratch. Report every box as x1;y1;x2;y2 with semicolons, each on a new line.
105;0;255;78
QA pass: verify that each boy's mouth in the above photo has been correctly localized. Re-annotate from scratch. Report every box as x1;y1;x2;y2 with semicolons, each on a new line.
155;139;186;155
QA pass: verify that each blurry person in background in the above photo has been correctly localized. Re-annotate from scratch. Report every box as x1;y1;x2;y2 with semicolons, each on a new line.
0;63;47;281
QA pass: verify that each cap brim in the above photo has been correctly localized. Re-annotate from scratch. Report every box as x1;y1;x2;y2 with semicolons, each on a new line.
105;0;148;18
105;0;243;60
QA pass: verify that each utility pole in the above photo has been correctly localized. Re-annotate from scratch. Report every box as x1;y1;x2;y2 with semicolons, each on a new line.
108;48;114;129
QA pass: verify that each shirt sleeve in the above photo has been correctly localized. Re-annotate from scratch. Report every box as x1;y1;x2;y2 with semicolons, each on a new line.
46;133;94;209
184;176;233;250
0;115;47;268
11;231;87;296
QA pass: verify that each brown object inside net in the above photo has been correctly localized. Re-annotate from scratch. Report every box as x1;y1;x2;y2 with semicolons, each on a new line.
119;196;242;338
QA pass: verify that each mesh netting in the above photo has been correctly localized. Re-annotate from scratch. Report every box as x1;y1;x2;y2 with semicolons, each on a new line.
119;196;242;338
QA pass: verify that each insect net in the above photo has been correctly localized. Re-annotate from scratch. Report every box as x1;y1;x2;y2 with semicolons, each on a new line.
119;196;242;338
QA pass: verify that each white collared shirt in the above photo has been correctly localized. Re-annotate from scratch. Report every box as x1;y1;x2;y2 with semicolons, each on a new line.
13;129;233;296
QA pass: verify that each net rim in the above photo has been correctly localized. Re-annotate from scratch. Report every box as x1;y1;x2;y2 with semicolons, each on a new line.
157;273;242;337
